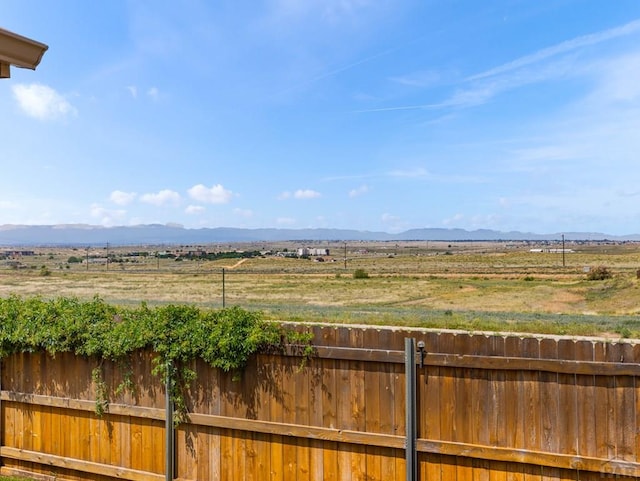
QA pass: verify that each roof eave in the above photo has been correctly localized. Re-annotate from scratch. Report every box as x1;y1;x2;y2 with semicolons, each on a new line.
0;27;48;77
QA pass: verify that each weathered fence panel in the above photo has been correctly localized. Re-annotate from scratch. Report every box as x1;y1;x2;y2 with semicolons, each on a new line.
1;324;640;480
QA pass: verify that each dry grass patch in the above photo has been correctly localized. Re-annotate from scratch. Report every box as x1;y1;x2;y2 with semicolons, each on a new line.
3;241;640;336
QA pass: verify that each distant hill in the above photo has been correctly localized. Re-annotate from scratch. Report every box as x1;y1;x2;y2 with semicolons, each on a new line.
0;224;638;246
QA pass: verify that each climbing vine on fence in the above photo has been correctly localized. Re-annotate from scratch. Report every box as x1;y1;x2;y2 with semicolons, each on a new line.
0;295;313;420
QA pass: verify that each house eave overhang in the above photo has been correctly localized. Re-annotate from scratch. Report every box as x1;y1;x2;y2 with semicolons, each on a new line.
0;27;48;78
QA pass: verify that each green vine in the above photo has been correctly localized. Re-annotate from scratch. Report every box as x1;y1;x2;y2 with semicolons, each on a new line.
0;295;313;420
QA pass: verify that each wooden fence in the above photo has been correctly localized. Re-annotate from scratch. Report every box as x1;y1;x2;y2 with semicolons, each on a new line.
1;324;640;480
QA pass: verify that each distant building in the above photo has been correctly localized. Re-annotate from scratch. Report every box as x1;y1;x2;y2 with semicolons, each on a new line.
529;248;574;253
3;250;35;257
297;247;330;256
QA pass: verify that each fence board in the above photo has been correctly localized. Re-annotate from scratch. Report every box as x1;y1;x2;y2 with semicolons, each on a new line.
2;326;640;481
321;328;339;481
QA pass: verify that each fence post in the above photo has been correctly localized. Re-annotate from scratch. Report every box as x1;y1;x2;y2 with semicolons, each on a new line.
405;338;417;481
165;361;174;481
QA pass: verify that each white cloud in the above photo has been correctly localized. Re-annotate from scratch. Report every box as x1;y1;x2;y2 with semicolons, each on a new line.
110;190;137;206
12;83;77;120
277;217;296;225
90;204;127;226
185;205;205;214
233;208;253;218
140;189;181;206
187;184;233;204
293;189;321;199
278;189;321;200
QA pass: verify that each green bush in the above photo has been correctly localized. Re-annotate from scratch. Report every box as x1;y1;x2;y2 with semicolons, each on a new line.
0;296;312;420
587;266;613;281
353;268;369;279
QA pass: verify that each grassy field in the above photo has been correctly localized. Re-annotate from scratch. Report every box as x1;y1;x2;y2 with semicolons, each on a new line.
2;240;640;337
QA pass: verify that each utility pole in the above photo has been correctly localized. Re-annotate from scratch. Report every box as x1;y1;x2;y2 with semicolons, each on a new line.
86;247;89;271
222;268;226;308
562;234;566;268
344;242;347;270
106;242;109;271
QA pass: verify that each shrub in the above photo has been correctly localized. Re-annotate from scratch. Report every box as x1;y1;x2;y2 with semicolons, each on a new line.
0;296;313;421
353;268;369;279
587;265;613;281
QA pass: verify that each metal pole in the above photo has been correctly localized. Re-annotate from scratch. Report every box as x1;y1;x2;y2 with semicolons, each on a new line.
344;243;347;270
405;338;417;481
562;234;566;268
222;268;226;308
165;362;174;481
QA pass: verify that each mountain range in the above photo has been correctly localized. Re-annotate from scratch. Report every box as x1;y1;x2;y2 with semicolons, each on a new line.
0;224;638;246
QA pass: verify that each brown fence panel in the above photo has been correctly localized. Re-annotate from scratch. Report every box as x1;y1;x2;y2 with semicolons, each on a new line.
2;325;640;481
0;350;165;481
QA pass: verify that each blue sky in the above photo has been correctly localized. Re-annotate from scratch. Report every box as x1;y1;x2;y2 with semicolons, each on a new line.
2;1;640;235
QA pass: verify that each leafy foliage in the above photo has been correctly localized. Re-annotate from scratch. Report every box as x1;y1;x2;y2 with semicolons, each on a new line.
0;295;312;420
587;265;613;281
353;268;369;279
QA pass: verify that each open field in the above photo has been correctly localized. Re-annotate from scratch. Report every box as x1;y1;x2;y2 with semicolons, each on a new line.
2;240;640;337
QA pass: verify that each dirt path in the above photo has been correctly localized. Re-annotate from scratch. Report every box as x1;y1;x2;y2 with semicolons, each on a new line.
224;258;248;269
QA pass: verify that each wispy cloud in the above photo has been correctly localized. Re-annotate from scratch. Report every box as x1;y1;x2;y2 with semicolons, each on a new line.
233;208;253;218
386;166;487;184
388;167;430;178
359;18;640;114
185;205;205;214
276;217;296;225
468;18;640;82
140;189;181;206
269;0;374;23
188;184;233;204
0;200;18;209
147;87;160;101
348;184;369;197
390;70;441;88
442;213;464;226
12;83;77;121
380;212;407;232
